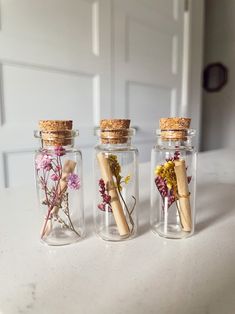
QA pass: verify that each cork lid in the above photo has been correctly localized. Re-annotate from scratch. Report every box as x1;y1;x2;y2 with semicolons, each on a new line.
100;119;131;144
159;117;191;140
39;120;73;131
38;120;74;146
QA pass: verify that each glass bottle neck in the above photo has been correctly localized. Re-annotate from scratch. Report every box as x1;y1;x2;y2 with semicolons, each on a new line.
34;129;79;150
40;142;75;150
157;137;193;149
97;138;132;149
155;128;196;149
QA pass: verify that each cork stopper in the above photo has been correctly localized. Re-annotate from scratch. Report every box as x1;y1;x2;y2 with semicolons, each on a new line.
100;119;131;144
160;117;191;140
39;120;73;146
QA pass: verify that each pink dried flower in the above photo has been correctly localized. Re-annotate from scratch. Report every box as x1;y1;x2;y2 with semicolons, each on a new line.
54;146;65;157
51;173;60;181
67;173;81;190
55;165;62;172
35;154;52;171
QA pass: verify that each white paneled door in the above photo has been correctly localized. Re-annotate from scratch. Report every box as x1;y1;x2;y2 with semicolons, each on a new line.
0;0;111;188
0;0;203;188
112;0;186;160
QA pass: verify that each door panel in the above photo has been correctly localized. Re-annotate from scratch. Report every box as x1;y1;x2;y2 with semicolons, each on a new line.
0;0;111;188
3;65;94;127
112;0;184;161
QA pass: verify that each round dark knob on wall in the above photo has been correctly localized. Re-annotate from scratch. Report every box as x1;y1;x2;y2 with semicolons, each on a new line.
203;62;228;92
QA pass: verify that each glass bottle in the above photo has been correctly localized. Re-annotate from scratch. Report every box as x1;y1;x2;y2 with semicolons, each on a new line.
150;117;197;239
34;120;85;246
94;119;138;241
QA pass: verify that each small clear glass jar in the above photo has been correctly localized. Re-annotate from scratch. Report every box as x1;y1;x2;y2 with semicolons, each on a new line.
94;119;138;241
150;118;197;239
34;120;85;246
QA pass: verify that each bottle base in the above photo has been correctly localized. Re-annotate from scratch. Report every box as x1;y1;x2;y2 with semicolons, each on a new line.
40;228;84;246
96;225;134;242
152;223;193;239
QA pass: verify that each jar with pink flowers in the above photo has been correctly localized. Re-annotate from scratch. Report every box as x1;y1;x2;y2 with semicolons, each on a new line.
34;120;85;246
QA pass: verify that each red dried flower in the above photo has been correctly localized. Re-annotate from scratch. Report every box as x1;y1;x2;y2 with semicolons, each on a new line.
98;179;112;212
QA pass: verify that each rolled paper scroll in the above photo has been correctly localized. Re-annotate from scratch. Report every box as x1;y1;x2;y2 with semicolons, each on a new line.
97;152;130;236
174;159;192;232
41;159;77;238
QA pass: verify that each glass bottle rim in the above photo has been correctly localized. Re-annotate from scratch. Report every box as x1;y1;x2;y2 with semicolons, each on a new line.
95;127;136;138
155;128;196;137
34;129;79;139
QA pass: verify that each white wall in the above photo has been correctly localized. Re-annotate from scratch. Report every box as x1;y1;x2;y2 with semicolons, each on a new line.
202;0;235;151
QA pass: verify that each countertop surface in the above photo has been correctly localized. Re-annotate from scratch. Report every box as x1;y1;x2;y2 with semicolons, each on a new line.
0;149;235;314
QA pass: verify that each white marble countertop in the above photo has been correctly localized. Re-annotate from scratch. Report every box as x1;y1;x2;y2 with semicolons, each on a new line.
0;149;235;314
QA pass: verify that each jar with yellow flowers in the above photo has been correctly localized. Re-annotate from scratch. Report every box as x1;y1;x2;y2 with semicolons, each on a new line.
150;118;197;239
94;119;138;241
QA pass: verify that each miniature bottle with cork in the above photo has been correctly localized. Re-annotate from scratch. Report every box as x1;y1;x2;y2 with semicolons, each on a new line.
150;117;197;239
94;119;139;241
34;120;85;246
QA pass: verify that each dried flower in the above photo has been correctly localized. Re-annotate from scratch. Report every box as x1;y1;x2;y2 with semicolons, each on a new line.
54;146;66;157
55;165;62;172
155;160;177;193
37;146;81;239
124;175;131;184
166;151;180;162
97;155;136;232
67;173;81;190
98;179;112;212
155;176;176;208
155;152;191;209
35;153;52;171
51;173;60;181
108;155;122;189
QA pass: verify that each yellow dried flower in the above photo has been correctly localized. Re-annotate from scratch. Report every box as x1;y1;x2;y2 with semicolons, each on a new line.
155;165;163;176
124;175;131;184
164;161;174;169
155;160;178;193
166;182;172;189
108;154;122;190
108;154;121;177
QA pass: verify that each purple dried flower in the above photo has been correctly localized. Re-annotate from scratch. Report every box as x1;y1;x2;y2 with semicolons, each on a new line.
35;154;52;171
155;176;176;208
166;151;180;162
98;179;112;212
54;146;66;157
67;173;81;190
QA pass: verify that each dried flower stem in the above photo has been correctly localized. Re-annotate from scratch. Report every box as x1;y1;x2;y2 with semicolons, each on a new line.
62;193;81;236
117;186;136;233
41;177;61;238
36;149;80;239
